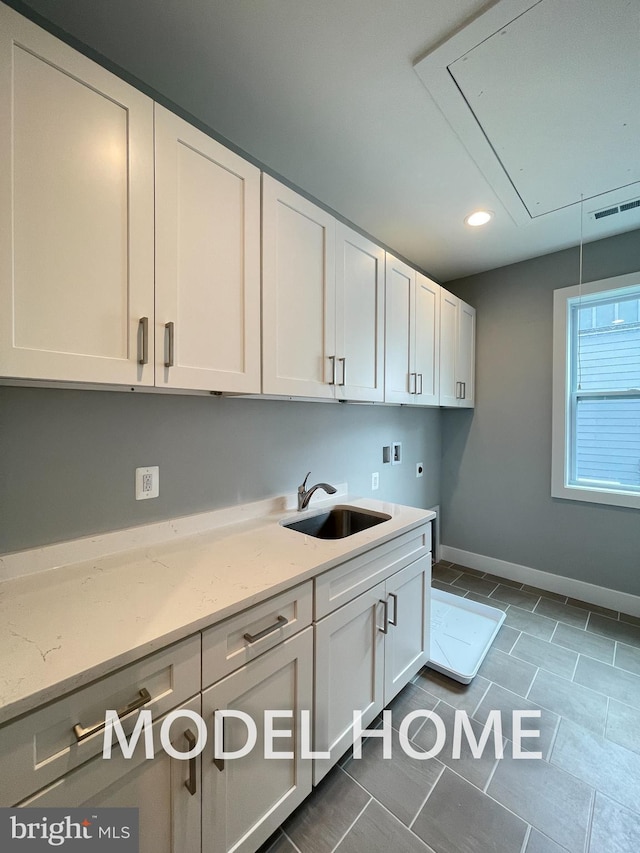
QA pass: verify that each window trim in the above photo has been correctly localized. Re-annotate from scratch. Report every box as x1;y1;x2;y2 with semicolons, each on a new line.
552;270;640;510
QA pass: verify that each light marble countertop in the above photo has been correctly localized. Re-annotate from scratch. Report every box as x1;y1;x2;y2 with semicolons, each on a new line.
0;495;434;726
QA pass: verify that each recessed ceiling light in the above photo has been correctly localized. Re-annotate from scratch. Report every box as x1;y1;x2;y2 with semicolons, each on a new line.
464;210;493;227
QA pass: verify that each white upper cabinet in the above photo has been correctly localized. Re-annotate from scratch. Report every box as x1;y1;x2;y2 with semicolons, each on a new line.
384;255;414;404
413;273;441;406
335;224;385;402
262;175;336;398
385;257;440;406
0;4;155;385
154;106;261;393
457;299;476;407
439;289;476;408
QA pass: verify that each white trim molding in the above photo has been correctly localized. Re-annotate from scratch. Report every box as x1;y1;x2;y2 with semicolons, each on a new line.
440;544;640;618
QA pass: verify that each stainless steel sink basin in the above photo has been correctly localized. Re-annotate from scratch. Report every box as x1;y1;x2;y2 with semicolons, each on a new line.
282;506;391;539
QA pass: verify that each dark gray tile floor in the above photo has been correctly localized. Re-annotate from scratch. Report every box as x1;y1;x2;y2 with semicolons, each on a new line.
261;561;640;853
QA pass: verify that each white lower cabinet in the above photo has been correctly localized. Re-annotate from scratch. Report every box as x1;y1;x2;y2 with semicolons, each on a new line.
313;547;431;783
6;525;432;853
313;582;386;783
20;695;202;853
201;628;313;853
383;556;431;705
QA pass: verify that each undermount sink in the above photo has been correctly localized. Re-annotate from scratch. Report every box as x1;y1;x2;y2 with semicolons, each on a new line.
282;506;391;539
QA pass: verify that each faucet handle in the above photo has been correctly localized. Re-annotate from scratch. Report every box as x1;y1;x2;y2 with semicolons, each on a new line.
299;471;311;492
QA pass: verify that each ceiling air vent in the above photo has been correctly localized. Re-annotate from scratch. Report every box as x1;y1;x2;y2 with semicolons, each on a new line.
594;206;619;219
590;197;640;221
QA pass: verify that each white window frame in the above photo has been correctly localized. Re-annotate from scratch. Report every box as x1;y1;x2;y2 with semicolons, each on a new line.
552;270;640;510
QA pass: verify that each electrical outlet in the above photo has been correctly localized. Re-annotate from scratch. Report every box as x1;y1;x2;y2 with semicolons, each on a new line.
371;472;379;490
391;442;402;465
416;462;424;478
136;466;159;500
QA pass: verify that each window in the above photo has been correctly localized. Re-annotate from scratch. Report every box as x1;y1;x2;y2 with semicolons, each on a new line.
552;271;640;510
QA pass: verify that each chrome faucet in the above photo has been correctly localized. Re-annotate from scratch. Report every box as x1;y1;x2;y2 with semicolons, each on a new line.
297;472;337;511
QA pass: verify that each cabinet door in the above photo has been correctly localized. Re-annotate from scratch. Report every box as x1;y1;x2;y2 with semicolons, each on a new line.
314;583;385;784
262;176;335;398
439;288;459;407
202;628;313;853
457;299;476;408
155;106;260;393
0;4;154;385
335;224;385;402
412;273;440;406
384;556;431;706
384;255;415;403
19;696;202;853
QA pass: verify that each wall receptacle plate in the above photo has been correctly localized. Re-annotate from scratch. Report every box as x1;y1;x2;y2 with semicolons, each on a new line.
416;462;424;478
391;442;402;465
136;466;159;500
372;472;379;491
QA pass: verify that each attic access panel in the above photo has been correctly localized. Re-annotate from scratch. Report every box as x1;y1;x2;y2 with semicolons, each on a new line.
414;0;640;222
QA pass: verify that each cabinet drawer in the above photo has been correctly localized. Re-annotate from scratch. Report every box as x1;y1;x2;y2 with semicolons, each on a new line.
18;695;202;853
0;633;201;806
314;524;431;619
202;581;313;688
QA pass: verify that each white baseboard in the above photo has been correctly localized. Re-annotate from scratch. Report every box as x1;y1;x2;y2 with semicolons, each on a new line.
440;545;640;618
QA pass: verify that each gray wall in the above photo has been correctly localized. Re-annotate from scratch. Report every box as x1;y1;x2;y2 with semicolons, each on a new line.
0;388;441;554
441;229;640;596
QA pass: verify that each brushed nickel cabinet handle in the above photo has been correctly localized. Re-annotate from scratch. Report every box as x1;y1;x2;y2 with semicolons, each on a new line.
213;710;224;772
388;592;398;626
138;317;149;365
165;321;175;368
243;615;288;644
328;355;336;385
184;729;197;795
462;381;466;399
418;373;423;395
378;598;389;634
339;357;346;386
73;688;151;742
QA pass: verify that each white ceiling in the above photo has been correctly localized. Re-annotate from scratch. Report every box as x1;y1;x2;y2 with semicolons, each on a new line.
15;0;640;281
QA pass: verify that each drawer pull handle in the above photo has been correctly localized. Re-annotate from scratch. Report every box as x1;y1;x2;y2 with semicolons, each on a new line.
243;615;288;645
184;729;197;795
378;599;389;634
138;317;149;365
73;687;151;742
388;592;398;626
